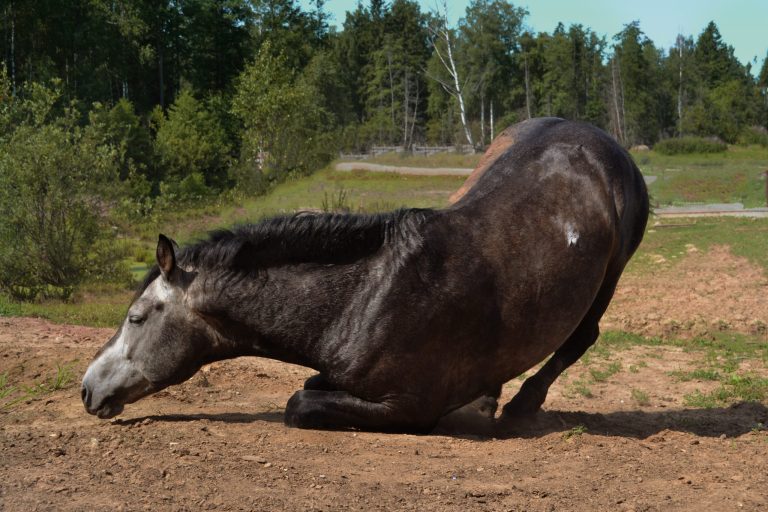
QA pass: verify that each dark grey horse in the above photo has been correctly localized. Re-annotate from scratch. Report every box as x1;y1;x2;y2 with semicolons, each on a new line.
82;118;648;433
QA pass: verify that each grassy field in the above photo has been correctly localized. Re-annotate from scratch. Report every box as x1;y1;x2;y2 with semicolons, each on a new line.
362;151;482;169
3;146;768;328
633;146;768;208
629;216;768;273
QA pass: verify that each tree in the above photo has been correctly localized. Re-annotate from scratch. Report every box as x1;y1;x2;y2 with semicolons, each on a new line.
154;88;232;195
86;98;156;182
759;52;768;118
609;22;663;145
694;21;744;88
427;1;474;147
231;43;330;189
458;0;527;145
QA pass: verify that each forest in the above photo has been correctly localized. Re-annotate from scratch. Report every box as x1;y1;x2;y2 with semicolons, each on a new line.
1;0;767;298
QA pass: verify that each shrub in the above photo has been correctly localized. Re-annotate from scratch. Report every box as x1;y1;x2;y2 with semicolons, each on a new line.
653;136;727;155
737;126;768;147
0;81;128;300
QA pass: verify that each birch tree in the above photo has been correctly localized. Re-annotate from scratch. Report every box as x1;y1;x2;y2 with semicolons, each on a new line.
426;1;473;147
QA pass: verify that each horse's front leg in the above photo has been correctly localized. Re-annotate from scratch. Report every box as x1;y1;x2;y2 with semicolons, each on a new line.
284;389;437;433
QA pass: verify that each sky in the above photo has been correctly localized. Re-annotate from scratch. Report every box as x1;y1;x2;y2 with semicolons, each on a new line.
305;0;768;70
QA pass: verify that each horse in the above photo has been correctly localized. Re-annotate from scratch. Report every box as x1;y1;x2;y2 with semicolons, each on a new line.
81;118;648;433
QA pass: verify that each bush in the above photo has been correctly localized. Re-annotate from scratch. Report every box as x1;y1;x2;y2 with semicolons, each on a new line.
738;126;768;147
653;136;728;155
0;81;129;300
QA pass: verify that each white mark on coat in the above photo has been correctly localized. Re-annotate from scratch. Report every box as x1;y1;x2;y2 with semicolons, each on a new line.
565;223;579;247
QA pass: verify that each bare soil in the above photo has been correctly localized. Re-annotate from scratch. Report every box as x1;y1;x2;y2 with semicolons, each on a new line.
2;246;768;511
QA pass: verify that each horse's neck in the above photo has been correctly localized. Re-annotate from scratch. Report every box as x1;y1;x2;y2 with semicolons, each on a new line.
205;262;372;370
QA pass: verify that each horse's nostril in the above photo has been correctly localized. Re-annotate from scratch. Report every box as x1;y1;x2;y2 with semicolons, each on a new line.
81;386;90;408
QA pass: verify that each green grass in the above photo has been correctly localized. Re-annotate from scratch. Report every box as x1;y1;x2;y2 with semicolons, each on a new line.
684;375;768;409
632;146;768;208
0;290;130;328
668;368;723;382
1;362;77;409
589;361;622;382
358;152;482;169
631;388;651;406
600;330;766;361
628;217;768;273
562;424;588;439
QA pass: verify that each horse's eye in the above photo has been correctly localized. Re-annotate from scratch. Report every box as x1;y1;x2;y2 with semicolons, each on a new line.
128;315;146;325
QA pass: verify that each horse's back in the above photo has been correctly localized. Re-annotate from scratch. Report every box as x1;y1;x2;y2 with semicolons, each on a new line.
454;117;647;260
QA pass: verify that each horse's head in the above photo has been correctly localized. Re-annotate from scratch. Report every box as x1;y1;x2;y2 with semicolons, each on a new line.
82;235;215;419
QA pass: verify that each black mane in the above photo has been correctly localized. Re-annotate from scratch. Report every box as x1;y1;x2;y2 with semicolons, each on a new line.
179;208;433;273
134;209;435;297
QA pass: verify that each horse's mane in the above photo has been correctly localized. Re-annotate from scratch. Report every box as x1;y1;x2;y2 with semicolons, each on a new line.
136;209;434;296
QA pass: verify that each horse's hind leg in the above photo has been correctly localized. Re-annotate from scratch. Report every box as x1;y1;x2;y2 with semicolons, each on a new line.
501;273;620;418
284;389;438;433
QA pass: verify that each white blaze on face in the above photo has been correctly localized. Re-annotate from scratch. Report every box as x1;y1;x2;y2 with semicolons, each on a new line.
82;277;166;416
565;222;580;247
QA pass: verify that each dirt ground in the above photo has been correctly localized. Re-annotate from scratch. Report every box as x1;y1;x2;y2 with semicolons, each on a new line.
2;246;768;511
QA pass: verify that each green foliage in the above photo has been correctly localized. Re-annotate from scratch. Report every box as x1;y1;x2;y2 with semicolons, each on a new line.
654;136;727;154
1;362;77;410
631;388;650;405
0;81;130;300
738;126;768;147
232;43;333;188
562;424;588;439
589;362;622;382
154;88;232;196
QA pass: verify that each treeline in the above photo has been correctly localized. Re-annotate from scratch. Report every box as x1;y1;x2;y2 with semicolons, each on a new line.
1;0;767;298
3;2;768;167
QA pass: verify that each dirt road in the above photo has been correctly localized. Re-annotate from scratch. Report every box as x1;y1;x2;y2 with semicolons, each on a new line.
2;245;768;511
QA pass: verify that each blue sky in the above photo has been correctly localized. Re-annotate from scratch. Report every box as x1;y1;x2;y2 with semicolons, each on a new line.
306;0;768;69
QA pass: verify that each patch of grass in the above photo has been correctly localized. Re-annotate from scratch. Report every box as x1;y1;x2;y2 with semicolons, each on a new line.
562;424;588;440
601;330;765;360
631;388;651;406
683;390;720;408
634;145;768;208
589;362;622;382
50;362;75;391
630;217;768;274
684;374;768;409
159;168;467;245
0;291;130;328
570;379;594;398
0;372;16;400
668;368;723;382
358;152;481;169
1;362;78;409
628;361;647;373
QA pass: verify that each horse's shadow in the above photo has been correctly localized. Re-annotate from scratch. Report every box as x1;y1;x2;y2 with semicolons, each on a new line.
489;401;768;440
115;401;767;440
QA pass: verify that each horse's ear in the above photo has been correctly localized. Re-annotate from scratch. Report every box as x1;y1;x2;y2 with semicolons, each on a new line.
156;234;177;279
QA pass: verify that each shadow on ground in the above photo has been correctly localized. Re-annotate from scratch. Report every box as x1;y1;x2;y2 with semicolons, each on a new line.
112;402;767;440
494;401;767;439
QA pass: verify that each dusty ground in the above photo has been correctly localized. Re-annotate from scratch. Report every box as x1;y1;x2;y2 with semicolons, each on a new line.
2;246;768;511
